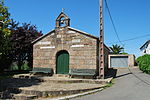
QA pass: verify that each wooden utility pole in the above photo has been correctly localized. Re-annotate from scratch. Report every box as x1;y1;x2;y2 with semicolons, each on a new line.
99;0;105;79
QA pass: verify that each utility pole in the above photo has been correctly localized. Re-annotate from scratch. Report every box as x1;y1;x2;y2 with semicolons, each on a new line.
99;0;105;79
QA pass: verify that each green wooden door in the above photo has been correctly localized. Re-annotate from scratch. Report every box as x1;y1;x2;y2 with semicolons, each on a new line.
56;50;69;74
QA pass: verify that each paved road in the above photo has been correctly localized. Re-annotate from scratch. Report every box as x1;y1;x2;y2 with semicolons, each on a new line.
71;67;150;100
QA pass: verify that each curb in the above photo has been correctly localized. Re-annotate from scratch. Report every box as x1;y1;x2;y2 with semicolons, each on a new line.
47;88;104;100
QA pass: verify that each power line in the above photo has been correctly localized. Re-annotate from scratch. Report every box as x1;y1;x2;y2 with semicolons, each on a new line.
104;0;123;46
107;33;150;44
128;67;150;86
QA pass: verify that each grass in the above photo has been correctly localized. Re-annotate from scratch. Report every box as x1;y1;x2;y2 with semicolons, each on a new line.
104;79;115;88
0;75;12;80
0;70;30;80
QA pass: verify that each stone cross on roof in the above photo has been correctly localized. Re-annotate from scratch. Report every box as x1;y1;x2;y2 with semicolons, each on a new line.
62;8;64;13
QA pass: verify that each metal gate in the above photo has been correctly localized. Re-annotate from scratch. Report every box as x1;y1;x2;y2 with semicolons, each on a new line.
110;56;128;67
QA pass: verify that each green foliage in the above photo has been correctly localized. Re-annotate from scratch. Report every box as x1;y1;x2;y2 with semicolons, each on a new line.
10;60;31;71
0;75;12;81
0;0;11;54
0;1;11;37
10;62;19;71
0;1;42;71
21;60;31;70
136;54;150;74
0;0;11;71
136;56;143;63
121;52;128;54
109;44;124;54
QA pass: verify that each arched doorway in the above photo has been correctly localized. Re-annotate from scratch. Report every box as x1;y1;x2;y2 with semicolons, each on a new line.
56;50;69;74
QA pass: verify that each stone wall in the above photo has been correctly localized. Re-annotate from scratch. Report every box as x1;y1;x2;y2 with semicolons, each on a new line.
104;45;110;72
33;27;99;74
128;55;135;67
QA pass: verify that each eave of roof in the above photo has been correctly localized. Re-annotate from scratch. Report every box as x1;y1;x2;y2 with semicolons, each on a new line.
140;40;150;49
31;29;55;44
32;27;99;44
68;27;99;39
31;27;110;51
104;44;111;51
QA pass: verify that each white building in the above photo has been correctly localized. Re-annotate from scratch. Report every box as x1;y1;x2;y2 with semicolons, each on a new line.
140;40;150;55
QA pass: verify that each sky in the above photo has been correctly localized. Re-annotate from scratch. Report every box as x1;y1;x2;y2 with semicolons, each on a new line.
5;0;150;58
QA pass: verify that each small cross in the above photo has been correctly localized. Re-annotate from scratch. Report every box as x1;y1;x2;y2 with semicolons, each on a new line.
62;8;64;13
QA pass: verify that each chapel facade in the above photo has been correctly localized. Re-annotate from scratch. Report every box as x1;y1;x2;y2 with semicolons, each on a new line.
32;12;110;77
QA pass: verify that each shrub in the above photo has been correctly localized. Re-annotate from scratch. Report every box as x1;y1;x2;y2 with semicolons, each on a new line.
136;56;143;63
21;60;31;70
9;60;31;71
10;62;19;71
136;54;150;74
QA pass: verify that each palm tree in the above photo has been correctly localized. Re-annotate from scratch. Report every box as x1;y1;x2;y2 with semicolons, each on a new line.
109;44;124;54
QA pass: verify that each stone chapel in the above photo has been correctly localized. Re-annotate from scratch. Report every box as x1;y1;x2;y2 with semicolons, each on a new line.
32;11;110;77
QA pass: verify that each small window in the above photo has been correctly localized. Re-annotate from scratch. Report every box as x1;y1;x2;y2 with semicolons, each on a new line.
144;50;146;53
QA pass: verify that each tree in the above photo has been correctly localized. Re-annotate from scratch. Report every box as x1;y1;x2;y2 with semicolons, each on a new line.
9;21;42;70
0;1;11;34
0;0;11;71
109;44;124;54
0;0;11;53
0;1;42;71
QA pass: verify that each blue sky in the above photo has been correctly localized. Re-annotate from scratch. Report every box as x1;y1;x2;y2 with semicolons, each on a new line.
5;0;150;57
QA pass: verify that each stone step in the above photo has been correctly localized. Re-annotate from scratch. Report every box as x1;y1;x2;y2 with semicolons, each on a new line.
53;74;70;78
20;90;44;97
0;91;14;99
38;77;112;84
12;93;37;100
17;83;106;98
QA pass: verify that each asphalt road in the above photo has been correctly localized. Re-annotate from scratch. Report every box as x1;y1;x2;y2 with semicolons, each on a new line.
71;67;150;100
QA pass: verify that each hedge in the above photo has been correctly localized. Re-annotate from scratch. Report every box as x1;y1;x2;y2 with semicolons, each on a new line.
136;54;150;74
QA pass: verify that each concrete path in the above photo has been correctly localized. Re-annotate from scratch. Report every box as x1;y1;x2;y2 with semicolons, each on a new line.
71;67;150;100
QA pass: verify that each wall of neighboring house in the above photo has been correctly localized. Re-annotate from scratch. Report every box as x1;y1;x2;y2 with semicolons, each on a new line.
141;43;150;55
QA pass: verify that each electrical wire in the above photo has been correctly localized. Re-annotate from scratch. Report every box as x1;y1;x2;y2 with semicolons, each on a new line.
128;67;150;86
104;0;123;46
107;33;150;44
